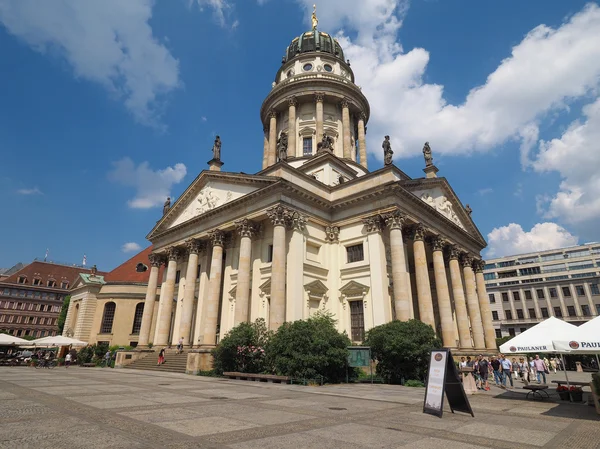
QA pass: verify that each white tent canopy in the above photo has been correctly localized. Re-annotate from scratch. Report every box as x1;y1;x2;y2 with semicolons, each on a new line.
30;335;87;347
553;315;600;353
0;333;29;345
499;317;578;354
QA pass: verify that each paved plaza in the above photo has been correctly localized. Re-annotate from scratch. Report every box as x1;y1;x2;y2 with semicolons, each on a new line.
0;367;598;449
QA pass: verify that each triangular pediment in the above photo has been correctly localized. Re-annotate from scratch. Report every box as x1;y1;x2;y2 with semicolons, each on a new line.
148;172;276;238
259;278;271;296
304;280;328;298
339;280;369;298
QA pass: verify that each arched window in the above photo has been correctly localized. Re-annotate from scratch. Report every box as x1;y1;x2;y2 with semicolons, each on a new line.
100;302;116;334
131;303;144;335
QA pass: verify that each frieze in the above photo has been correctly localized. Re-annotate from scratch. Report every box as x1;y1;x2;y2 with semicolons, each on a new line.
325;225;340;243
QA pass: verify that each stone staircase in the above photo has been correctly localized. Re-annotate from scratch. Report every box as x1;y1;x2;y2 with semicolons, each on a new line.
123;350;189;374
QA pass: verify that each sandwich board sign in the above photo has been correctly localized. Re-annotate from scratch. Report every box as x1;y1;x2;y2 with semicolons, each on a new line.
423;349;474;418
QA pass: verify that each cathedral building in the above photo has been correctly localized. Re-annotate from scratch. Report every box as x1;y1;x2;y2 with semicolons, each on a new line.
67;16;496;355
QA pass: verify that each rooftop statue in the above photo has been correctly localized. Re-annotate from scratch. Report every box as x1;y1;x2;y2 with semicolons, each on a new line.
163;197;171;216
423;141;433;167
277;131;288;162
383;135;393;165
311;4;318;30
212;135;221;161
318;133;333;152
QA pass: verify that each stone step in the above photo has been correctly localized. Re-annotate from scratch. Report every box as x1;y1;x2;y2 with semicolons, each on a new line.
123;352;189;374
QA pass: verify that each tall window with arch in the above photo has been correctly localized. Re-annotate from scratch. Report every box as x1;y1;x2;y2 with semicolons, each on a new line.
100;302;116;334
131;303;144;335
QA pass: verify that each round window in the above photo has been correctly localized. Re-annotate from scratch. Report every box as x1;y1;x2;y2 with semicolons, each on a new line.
324;64;333;72
303;63;313;72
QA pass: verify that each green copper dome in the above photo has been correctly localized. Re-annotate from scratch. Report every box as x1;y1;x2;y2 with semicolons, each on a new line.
284;30;345;63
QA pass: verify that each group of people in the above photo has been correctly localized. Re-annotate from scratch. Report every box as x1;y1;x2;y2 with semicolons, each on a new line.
460;354;562;390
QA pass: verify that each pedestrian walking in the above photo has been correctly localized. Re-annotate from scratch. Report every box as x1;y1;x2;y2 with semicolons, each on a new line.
516;357;529;384
104;350;111;367
65;353;72;368
157;348;165;366
533;355;548;384
477;355;490;391
490;356;502;386
550;358;558;373
500;354;513;388
177;337;184;354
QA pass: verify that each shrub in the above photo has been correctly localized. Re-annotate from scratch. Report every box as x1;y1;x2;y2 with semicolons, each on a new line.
211;319;271;374
365;319;441;384
266;312;350;383
404;379;425;387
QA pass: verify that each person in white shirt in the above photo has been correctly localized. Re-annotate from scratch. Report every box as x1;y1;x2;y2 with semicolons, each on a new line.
65;353;72;368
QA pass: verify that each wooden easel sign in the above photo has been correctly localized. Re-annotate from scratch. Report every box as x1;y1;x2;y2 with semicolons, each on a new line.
423;349;474;418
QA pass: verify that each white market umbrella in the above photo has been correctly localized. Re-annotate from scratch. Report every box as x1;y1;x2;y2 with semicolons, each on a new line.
0;333;29;345
30;335;87;347
553;315;600;369
500;317;578;354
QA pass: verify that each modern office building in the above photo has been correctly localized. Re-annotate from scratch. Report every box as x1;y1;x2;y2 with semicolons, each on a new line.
484;243;600;338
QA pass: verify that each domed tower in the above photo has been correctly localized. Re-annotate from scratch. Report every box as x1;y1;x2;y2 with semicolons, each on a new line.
260;7;370;171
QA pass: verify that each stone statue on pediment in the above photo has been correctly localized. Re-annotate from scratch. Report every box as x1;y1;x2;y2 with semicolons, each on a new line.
212;136;221;161
423;141;433;167
277;131;288;161
163;197;171;216
318;133;333;152
383;136;393;165
466;204;472;216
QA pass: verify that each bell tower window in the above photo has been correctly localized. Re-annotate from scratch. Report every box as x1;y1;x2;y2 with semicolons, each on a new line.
303;137;313;156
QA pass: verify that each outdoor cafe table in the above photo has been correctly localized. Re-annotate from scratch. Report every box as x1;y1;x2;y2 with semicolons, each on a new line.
551;380;590;388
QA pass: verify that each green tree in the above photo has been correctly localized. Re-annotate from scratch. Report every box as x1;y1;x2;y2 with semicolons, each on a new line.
56;295;71;334
495;336;511;349
266;312;350;383
365;319;441;384
211;319;271;374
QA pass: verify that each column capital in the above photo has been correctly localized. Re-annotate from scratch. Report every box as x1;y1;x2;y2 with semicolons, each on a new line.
185;239;204;255
314;92;325;103
268;110;277;119
473;259;485;273
166;246;180;262
325;225;340;242
448;245;462;260
430;235;446;252
148;253;164;267
362;215;384;233
287;96;298;107
266;205;288;227
359;111;367;121
287;209;307;231
412;224;427;241
461;254;474;268
235;218;257;238
340;98;351;109
208;229;225;247
382;210;406;231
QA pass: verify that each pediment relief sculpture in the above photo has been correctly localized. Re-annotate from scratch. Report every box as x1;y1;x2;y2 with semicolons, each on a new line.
420;192;463;228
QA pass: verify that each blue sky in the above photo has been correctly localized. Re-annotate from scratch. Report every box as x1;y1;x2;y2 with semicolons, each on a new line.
1;0;599;271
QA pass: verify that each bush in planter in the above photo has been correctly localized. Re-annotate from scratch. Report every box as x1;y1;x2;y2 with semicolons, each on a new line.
365;319;441;384
556;385;570;400
212;319;271;375
265;312;351;383
569;386;583;402
404;379;425;388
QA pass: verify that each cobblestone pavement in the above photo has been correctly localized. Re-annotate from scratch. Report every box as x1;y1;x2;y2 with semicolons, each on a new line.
0;367;598;449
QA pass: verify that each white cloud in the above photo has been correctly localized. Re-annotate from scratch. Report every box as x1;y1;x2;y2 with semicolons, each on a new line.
532;97;600;229
294;2;600;159
477;188;493;196
190;0;234;28
17;187;42;195
485;223;578;258
122;242;142;253
0;0;181;127
108;158;187;209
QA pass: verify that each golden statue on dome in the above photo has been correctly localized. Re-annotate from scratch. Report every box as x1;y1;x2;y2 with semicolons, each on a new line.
311;4;318;30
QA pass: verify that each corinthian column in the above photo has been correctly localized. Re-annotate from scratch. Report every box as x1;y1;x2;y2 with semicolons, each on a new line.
412;225;436;329
262;126;269;169
341;99;352;159
357;113;367;169
287;97;298;158
268;111;277;166
267;205;288;330
431;237;455;348
462;254;485;350
179;240;202;346
383;210;411;321
315;93;324;141
155;247;179;346
202;230;225;345
474;260;497;350
449;246;472;349
234;219;256;324
138;253;163;347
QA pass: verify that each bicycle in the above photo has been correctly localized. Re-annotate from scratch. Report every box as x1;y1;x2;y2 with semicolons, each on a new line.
35;359;56;369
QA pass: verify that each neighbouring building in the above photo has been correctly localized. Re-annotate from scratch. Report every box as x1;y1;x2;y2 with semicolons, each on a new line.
62;246;164;347
484;243;600;338
0;260;101;338
119;13;497;355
